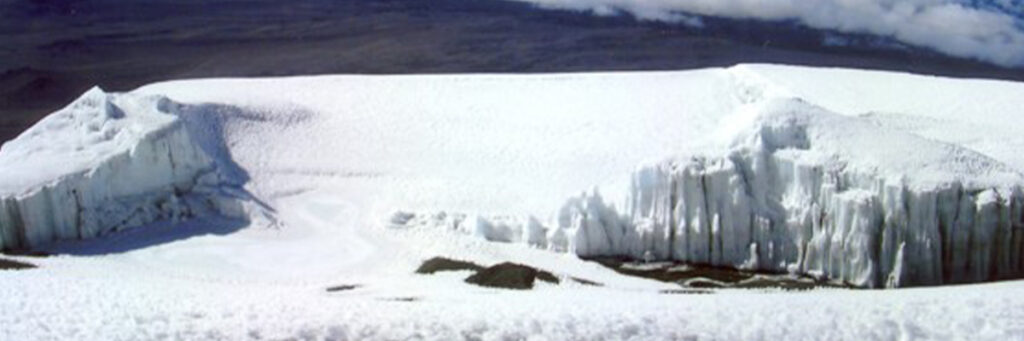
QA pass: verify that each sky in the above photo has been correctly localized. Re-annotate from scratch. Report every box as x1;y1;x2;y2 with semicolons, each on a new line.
502;0;1024;67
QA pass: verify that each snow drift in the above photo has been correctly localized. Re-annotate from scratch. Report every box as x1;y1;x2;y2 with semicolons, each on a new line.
393;98;1024;288
0;88;247;251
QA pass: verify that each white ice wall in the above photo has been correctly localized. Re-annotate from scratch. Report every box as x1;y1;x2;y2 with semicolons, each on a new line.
577;99;1024;287
392;98;1024;288
612;155;1024;288
0;88;244;251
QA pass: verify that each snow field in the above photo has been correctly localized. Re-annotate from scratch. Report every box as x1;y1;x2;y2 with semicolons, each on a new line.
3;64;1024;338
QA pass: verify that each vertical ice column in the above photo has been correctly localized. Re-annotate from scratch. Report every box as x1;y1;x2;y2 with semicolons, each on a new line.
590;150;1024;287
0;89;239;251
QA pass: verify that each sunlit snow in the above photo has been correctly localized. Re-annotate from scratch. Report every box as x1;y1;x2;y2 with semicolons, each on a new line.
2;65;1024;339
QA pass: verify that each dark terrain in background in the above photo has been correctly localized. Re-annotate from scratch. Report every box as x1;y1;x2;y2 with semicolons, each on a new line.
3;0;1023;143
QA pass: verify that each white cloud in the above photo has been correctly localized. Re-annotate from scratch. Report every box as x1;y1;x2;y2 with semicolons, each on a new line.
502;0;1024;67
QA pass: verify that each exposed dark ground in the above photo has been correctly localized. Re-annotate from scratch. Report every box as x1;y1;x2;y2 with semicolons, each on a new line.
415;257;561;290
0;257;35;270
414;256;835;291
3;0;1024;143
416;257;604;290
589;257;846;290
415;256;485;274
465;262;560;290
325;284;361;292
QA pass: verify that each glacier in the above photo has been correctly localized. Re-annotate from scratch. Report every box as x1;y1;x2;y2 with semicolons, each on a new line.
392;98;1024;288
0;88;248;251
609;99;1024;288
4;66;1024;339
3;66;1024;289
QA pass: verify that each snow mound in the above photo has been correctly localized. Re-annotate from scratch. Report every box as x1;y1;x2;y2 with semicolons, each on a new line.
0;88;248;250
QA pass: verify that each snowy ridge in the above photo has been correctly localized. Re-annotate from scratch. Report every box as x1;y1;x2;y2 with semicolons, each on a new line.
0;88;248;250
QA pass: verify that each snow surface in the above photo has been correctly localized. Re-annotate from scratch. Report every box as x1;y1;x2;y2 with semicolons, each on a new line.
2;64;1024;339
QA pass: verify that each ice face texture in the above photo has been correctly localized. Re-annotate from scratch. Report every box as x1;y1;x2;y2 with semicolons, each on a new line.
568;99;1024;287
0;88;242;250
395;98;1024;288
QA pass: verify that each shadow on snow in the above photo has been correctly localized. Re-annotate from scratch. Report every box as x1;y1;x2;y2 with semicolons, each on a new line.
36;215;248;256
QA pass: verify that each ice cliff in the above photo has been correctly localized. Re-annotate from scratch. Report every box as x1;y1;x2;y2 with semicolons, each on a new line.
0;88;246;251
393;98;1024;288
604;99;1024;287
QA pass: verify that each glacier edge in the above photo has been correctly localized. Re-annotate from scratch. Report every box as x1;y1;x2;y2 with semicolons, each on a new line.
0;88;253;251
579;99;1024;287
390;98;1024;288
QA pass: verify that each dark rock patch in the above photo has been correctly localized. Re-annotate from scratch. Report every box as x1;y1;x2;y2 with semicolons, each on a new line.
415;257;484;274
0;258;36;270
684;278;726;288
586;257;843;290
535;269;560;284
325;284;362;292
667;265;753;283
589;258;751;283
662;289;711;295
380;297;419;302
418;257;567;290
735;278;819;290
1;249;51;258
465;262;560;290
570;277;603;286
